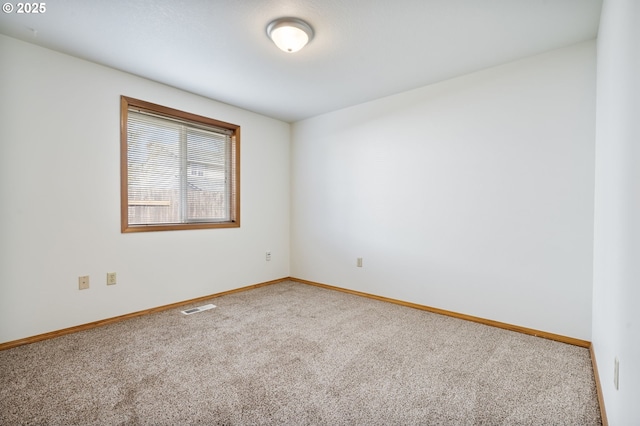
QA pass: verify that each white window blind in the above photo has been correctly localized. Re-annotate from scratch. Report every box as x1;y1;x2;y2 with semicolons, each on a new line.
126;109;234;226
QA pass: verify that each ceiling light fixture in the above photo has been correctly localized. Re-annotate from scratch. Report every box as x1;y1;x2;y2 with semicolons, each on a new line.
266;17;314;53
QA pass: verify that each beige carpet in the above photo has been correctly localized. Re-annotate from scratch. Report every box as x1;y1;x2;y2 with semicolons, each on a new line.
0;281;601;425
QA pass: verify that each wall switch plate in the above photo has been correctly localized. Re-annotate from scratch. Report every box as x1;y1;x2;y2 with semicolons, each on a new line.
78;275;89;290
106;272;117;285
266;251;271;261
614;357;619;390
357;257;363;267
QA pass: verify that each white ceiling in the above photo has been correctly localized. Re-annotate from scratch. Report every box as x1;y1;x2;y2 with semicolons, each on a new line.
0;0;602;122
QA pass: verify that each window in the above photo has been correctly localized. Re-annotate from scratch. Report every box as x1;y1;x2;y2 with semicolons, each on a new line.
120;96;240;232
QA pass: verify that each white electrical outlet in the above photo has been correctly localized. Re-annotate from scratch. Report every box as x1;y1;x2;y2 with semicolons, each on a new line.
357;257;363;267
107;272;117;286
614;357;619;390
266;251;272;261
78;275;89;290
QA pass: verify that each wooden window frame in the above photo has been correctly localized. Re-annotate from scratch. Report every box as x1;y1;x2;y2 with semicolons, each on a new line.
120;96;240;233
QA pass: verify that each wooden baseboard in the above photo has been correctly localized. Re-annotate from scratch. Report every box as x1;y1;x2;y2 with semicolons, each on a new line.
590;344;608;426
0;277;288;351
289;277;591;348
1;276;591;351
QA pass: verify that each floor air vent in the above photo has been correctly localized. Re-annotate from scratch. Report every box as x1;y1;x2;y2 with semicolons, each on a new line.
181;304;216;315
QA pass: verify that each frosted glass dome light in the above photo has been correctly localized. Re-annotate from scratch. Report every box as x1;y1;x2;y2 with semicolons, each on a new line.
267;18;314;53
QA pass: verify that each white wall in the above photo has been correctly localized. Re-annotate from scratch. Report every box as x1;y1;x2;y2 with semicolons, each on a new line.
0;35;290;344
291;42;596;340
592;0;640;424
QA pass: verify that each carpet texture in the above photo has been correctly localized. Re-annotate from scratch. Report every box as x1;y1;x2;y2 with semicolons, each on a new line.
0;281;601;425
